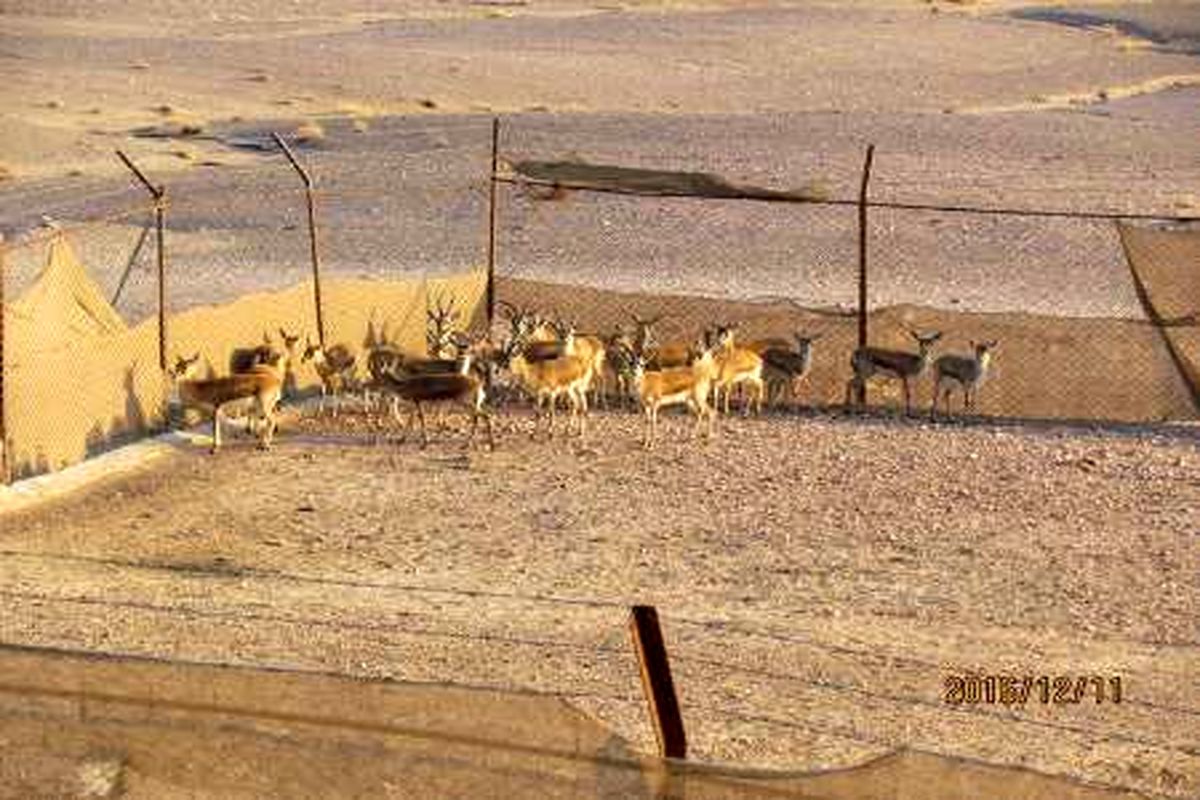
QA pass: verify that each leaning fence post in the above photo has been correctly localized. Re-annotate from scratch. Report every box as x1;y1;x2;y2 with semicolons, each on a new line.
0;233;8;485
486;116;501;334
629;605;687;761
856;144;875;407
116;150;168;375
273;132;326;349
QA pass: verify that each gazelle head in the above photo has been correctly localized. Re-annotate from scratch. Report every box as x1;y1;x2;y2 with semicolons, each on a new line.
909;329;943;353
277;327;301;357
301;336;326;366
690;335;718;370
427;292;462;358
794;331;822;349
550;318;577;352
973;339;998;366
630;313;664;354
714;322;739;350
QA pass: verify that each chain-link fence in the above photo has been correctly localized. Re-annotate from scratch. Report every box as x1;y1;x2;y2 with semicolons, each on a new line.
3;116;1198;480
491;119;1200;424
0;118;498;481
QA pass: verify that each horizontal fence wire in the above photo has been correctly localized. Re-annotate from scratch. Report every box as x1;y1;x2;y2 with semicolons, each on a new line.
495;175;1200;222
668;653;1196;755
3;549;1196;732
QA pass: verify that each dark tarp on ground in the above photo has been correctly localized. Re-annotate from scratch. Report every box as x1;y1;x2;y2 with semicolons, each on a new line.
510;160;829;202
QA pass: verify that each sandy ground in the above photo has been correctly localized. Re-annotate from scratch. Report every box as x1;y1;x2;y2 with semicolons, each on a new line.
0;404;1197;797
2;1;1200;321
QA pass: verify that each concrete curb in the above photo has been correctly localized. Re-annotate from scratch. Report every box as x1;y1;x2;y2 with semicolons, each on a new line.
0;402;316;517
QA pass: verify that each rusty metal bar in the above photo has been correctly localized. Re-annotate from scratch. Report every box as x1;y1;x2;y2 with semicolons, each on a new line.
110;222;152;307
272;132;326;348
856;144;875;407
629;605;687;760
486;117;500;333
115;150;168;373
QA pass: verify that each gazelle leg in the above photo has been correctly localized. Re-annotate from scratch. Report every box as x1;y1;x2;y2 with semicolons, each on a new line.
416;401;429;448
210;406;221;454
577;387;588;437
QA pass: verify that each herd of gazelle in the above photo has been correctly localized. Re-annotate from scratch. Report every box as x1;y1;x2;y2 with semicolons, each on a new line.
168;293;998;452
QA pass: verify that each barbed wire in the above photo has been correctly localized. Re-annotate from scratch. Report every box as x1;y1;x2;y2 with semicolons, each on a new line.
669;653;1198;756
0;587;627;663
3;548;1196;721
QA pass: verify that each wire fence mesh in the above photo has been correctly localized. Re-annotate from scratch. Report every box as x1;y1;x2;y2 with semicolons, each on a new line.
1;115;1198;481
491;119;1200;424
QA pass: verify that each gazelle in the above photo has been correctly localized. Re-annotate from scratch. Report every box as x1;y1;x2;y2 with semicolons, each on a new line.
603;327;639;409
711;324;766;416
632;338;718;449
302;337;358;416
930;340;998;419
630;313;692;369
426;292;462;359
230;328;301;374
229;330;274;375
381;353;495;450
170;349;288;454
509;325;592;439
845;329;942;415
556;319;607;410
760;333;820;408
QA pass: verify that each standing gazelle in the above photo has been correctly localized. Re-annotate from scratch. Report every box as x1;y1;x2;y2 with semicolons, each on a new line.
845;329;942;416
632;337;718;449
711;324;766;416
302;337;358;416
760;333;820;409
508;324;592;439
930;340;998;419
170;349;289;454
381;353;495;450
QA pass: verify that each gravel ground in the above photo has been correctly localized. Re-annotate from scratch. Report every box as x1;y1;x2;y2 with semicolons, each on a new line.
1;405;1196;798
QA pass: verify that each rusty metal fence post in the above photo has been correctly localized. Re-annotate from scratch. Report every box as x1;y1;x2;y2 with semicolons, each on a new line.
629;605;687;761
856;144;875;407
116;150;168;374
273;132;326;348
486;117;501;334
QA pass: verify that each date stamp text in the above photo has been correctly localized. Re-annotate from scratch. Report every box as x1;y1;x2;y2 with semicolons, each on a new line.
944;674;1123;706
